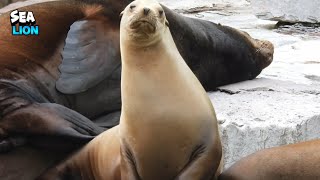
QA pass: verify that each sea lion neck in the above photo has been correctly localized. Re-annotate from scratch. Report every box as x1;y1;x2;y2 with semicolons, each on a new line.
120;29;213;121
121;45;159;69
120;29;170;67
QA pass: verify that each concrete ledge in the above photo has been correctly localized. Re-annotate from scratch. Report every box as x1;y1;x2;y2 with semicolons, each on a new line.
210;78;320;168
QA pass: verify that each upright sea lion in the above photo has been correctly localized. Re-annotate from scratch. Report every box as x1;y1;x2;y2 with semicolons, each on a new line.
119;0;222;178
38;0;222;179
219;139;320;180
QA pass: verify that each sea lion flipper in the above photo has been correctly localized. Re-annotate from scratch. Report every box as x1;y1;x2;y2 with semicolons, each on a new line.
56;20;121;94
38;126;121;180
177;144;223;180
0;103;104;150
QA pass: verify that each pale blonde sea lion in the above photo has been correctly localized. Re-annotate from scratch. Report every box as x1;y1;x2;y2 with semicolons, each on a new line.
119;0;222;179
38;0;222;179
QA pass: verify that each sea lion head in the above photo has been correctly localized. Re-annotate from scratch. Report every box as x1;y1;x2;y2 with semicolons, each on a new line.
120;0;169;44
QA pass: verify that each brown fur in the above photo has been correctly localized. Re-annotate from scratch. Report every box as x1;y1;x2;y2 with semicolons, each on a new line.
219;140;320;180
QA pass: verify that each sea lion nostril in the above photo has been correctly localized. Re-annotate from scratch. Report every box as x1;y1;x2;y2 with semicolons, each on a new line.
143;7;150;15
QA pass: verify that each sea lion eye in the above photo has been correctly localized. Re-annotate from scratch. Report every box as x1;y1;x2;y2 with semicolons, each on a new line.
130;5;136;9
159;10;164;16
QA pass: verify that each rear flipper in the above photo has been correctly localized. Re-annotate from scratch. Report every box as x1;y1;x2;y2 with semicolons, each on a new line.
0;103;104;152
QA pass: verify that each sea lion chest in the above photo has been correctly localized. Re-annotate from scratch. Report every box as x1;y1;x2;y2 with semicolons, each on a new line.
120;31;217;179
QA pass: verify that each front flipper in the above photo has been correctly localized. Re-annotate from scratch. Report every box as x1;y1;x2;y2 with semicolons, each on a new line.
176;142;223;180
37;126;121;180
56;19;121;94
0;103;104;152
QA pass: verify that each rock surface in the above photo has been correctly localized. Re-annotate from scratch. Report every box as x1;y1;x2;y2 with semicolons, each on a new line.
160;0;320;169
251;0;320;23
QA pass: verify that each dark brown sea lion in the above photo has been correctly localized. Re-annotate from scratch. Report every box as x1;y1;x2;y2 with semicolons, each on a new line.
219;139;320;180
162;6;274;90
38;1;222;179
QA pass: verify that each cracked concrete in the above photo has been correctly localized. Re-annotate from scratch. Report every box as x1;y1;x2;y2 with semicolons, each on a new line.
160;0;320;169
211;79;320;167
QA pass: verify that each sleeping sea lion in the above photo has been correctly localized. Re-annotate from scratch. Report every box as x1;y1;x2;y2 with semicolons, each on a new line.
219;139;320;180
38;0;222;179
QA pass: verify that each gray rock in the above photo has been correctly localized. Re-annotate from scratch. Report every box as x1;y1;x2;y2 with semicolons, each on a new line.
251;0;320;23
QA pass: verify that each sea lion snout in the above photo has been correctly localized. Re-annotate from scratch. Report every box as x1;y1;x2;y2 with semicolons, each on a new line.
128;5;158;34
143;7;151;15
132;6;159;29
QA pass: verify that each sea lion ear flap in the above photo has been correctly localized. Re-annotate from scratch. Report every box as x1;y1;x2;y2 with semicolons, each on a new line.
56;19;120;94
165;19;169;27
120;11;124;19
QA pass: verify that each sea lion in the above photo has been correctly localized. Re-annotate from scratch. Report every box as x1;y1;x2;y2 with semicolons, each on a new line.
119;0;221;179
0;0;125;179
219;139;320;180
38;0;222;179
161;6;273;90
